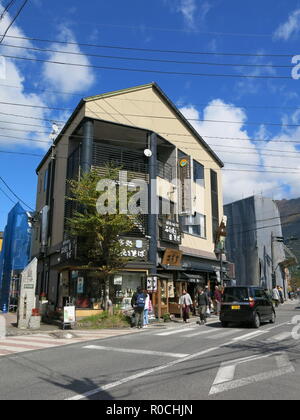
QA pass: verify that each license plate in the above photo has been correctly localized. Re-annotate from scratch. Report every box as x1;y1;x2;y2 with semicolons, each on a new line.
231;305;240;310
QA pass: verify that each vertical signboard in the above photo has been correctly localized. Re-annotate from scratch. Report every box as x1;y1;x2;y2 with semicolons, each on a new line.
17;258;38;329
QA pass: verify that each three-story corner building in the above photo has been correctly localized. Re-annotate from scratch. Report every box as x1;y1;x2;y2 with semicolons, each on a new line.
31;83;225;318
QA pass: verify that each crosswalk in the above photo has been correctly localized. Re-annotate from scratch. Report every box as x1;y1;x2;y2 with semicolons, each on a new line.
0;329;137;358
0;322;295;359
153;323;294;344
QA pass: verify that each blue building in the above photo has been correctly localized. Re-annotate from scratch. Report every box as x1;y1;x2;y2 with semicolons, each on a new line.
0;203;32;311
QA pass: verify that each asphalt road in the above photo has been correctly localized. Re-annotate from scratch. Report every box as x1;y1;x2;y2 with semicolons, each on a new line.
0;301;300;401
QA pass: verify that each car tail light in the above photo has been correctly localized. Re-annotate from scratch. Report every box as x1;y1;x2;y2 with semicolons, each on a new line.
249;298;255;308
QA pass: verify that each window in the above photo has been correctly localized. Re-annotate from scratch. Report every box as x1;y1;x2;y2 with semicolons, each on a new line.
182;212;206;238
223;287;249;303
193;160;204;187
159;197;176;220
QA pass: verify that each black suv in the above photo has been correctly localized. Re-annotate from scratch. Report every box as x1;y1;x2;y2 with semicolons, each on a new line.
220;286;276;328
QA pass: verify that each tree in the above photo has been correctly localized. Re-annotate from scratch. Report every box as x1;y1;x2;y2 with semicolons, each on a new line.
66;167;137;309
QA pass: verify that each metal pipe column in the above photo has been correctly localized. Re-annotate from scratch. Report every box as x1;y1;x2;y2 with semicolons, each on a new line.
81;119;94;174
148;132;158;275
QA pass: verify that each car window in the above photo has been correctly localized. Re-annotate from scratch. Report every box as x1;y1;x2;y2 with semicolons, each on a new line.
254;289;265;298
223;288;249;303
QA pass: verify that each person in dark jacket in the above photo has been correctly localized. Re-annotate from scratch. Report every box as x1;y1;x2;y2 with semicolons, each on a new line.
131;287;146;329
197;288;209;325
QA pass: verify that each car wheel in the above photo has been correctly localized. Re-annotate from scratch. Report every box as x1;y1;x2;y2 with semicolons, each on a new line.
269;311;276;324
252;313;260;329
221;321;228;328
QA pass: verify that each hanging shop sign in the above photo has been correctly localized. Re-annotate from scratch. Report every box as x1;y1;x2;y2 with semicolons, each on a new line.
161;219;182;244
119;237;149;261
162;249;183;267
147;276;158;292
114;275;123;286
77;277;84;294
60;239;76;262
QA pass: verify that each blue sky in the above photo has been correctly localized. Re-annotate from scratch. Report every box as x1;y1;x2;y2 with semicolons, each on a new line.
0;0;300;229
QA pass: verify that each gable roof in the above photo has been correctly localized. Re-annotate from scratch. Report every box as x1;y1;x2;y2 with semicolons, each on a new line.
84;82;223;167
36;82;223;172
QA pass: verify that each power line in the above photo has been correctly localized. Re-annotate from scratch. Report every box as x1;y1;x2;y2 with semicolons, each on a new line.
0;110;65;123
0;0;29;44
3;83;300;114
0;33;294;58
0;175;34;210
4;101;300;129
0;41;295;69
0;53;293;80
0;0;17;20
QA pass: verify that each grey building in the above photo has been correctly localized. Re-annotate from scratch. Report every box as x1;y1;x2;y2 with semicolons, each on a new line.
224;195;288;293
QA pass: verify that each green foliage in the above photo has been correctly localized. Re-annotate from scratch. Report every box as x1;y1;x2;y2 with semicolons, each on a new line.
76;310;131;329
66;167;136;274
162;312;171;322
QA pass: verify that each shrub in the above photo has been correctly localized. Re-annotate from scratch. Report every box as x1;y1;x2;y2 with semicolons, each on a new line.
77;310;131;329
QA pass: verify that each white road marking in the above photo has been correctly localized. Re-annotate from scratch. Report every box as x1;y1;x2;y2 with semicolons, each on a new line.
213;365;236;385
0;339;58;348
66;321;294;400
266;332;292;342
66;346;220;401
183;328;223;338
209;352;294;395
206;329;244;340
231;330;269;342
0;345;36;352
156;327;196;336
83;345;189;359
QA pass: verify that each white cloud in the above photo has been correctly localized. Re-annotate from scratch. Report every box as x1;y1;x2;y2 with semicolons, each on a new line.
177;0;198;29
164;0;211;31
0;7;51;151
42;26;96;95
274;8;300;41
180;100;300;203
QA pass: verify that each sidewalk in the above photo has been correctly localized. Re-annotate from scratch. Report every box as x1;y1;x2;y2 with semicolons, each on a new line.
0;312;61;337
0;310;221;336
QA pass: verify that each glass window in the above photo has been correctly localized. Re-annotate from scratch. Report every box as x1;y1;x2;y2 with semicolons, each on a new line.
223;287;250;303
193;160;204;187
182;212;206;238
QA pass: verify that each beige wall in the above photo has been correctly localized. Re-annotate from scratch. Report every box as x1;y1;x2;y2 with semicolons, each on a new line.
33;85;224;258
85;85;224;255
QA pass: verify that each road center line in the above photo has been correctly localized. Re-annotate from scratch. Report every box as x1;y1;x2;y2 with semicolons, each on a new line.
83;345;189;359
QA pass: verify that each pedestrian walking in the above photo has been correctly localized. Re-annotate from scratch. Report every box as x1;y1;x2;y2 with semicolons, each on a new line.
277;286;284;304
214;286;222;316
272;286;280;308
203;285;212;317
197;288;209;325
143;290;152;328
179;289;193;323
131;287;146;329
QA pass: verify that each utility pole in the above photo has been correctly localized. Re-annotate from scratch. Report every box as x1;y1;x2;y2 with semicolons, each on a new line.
271;232;275;289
